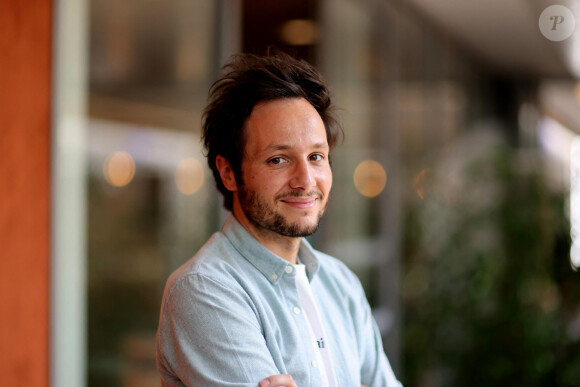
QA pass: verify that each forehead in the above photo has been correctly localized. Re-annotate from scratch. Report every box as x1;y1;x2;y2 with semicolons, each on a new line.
243;98;327;151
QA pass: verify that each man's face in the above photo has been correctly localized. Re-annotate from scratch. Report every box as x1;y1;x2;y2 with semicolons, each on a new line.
234;97;332;238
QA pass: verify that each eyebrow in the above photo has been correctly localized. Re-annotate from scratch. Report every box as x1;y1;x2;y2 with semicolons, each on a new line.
264;142;329;152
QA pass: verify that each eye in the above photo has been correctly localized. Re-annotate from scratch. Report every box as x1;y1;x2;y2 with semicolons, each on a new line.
269;157;287;165
309;153;325;162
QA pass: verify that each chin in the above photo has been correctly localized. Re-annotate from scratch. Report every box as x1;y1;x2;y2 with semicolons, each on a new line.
283;224;319;238
287;213;318;226
284;216;322;237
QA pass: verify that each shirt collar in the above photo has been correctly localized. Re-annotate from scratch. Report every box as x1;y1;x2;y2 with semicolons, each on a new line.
222;214;320;284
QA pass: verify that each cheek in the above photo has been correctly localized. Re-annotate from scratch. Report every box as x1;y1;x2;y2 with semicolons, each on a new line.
318;167;333;192
240;164;264;187
245;172;282;195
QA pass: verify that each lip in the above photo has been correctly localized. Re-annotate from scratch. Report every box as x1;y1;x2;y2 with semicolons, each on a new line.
281;197;318;209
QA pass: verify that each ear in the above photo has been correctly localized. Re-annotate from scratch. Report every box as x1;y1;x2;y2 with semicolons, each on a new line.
215;155;238;192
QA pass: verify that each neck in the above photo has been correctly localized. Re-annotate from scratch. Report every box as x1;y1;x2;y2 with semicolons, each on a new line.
232;208;301;264
252;229;301;264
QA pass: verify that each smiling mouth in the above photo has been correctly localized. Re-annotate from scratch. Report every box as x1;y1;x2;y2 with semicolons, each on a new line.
281;197;318;209
282;196;317;209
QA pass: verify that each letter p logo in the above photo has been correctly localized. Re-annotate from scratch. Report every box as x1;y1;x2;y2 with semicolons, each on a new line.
539;5;576;41
550;15;565;30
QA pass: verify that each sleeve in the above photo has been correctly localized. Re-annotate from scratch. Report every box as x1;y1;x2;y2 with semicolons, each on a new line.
156;273;280;386
351;272;403;387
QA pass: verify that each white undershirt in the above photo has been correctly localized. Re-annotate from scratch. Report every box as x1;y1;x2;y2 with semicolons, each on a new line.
294;264;337;387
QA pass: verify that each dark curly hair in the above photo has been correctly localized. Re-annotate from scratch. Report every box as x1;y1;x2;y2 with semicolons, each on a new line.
202;52;342;211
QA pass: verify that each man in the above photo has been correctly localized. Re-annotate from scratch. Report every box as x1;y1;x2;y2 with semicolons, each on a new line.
156;52;402;387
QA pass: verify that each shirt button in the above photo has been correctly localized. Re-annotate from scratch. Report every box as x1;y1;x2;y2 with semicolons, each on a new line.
311;361;318;368
285;266;293;274
293;307;301;315
271;273;278;281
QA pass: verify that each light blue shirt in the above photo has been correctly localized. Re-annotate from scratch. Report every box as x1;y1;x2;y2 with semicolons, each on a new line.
156;215;402;387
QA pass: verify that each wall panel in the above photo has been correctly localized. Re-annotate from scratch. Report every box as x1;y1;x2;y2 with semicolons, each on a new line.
0;0;52;386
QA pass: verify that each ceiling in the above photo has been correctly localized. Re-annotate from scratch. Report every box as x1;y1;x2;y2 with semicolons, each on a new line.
404;0;580;78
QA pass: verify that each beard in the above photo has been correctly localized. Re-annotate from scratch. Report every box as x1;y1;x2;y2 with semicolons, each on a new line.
237;185;328;238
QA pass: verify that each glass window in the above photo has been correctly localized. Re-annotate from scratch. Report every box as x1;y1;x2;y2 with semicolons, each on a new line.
71;1;580;386
87;1;218;385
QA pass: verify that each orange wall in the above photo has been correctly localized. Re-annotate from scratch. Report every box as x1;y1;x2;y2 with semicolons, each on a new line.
0;0;52;386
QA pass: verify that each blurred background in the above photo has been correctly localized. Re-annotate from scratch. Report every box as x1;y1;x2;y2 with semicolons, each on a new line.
5;0;580;386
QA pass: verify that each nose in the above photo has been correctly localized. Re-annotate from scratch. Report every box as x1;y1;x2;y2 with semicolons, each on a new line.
289;160;315;191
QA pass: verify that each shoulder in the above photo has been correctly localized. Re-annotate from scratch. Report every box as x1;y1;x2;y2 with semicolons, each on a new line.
314;248;351;273
312;244;356;275
162;231;247;301
310;246;365;293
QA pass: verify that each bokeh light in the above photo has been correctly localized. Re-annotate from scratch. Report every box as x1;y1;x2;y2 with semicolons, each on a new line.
278;19;319;46
353;160;387;198
414;168;431;200
103;151;135;187
175;157;204;195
